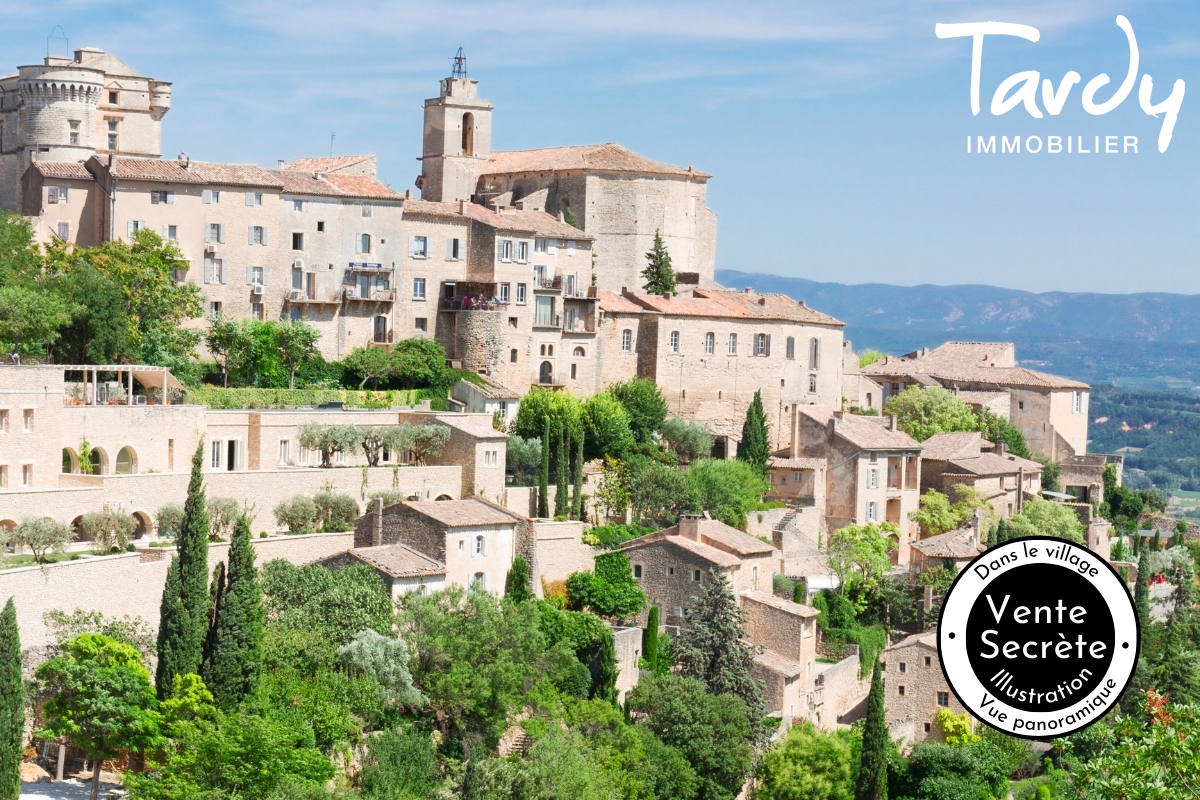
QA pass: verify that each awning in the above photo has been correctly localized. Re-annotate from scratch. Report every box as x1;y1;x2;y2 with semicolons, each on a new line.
1041;490;1076;500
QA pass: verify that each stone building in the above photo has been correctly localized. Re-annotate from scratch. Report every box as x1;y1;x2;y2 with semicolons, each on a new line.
784;406;923;565
414;69;718;293
739;590;820;723
619;513;778;629
908;526;985;579
0;47;170;214
918;431;1043;519
882;627;969;744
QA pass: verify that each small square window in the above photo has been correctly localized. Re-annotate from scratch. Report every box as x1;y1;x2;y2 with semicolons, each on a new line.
317;221;325;232
510;349;518;363
691;569;701;583
292;232;303;250
924;723;931;733
508;317;518;328
633;564;642;579
898;686;905;697
108;120;118;132
899;662;906;673
937;691;949;707
1018;401;1024;410
415;318;427;331
210;301;223;316
668;567;675;576
293;200;303;212
108;91;118;104
924;656;931;667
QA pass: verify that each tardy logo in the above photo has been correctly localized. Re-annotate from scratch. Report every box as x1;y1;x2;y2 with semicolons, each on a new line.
938;537;1139;740
936;16;1185;153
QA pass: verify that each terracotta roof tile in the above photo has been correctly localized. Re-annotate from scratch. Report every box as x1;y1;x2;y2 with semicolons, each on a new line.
404;498;521;527
596;290;643;314
107;157;203;184
946;451;1044;477
277;170;400;200
755;649;805;678
33;161;92;180
886;627;938;652
403;199;589;238
920;432;984;462
350;542;446;578
798;406;922;451
625;289;842;326
188;161;284;189
739;590;819;618
695;520;776;557
484;143;708;179
769;456;826;470
287;155;374;173
323;174;402;200
619;531;742;568
911;529;984;560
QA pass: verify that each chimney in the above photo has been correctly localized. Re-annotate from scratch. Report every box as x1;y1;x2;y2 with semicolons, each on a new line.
371;497;383;546
889;414;897;431
744;287;754;294
277;159;285;170
459;199;468;215
405;188;411;199
798;299;806;307
678;513;703;541
662;292;671;300
558;210;565;223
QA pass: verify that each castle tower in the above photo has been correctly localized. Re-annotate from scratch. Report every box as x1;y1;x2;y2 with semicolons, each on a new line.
417;51;492;202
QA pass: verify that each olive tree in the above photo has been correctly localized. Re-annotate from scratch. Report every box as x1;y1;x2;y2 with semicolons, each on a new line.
15;518;73;563
79;512;137;552
298;423;364;467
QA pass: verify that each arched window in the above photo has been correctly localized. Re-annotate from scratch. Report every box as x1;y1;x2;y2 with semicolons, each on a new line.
728;333;738;355
704;332;714;354
540;361;553;384
573;346;585;357
462;112;475;156
786;336;795;360
809;338;821;369
115;447;135;474
62;449;77;474
89;449;104;475
471;571;486;590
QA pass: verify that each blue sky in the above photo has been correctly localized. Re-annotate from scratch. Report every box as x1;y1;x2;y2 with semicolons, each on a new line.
3;0;1199;293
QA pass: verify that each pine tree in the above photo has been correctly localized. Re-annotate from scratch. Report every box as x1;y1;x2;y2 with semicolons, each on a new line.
736;390;771;477
593;631;618;705
571;433;584;521
856;659;889;800
202;516;265;710
537;419;551;519
504;554;533;603
643;605;659;671
641;229;676;295
156;440;211;697
1135;545;1151;629
0;598;22;800
554;425;570;518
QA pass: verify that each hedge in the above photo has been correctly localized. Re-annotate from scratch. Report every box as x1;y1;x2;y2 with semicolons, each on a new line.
184;387;434;410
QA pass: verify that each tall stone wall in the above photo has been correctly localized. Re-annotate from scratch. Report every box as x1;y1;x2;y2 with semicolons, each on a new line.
816;653;870;729
454;309;506;373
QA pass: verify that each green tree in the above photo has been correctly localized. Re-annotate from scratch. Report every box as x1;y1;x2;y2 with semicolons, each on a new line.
572;433;585;521
36;635;163;800
203;314;246;388
297;422;364;467
858;350;885;368
684;458;771;529
201;516;265;711
343;345;394;389
641;229;676;295
0;284;71;357
628;456;689;528
555;425;570;518
538;419;551;519
506;434;542;485
80;511;137;552
50;264;131;364
0;599;21;800
594;629;619;704
977;408;1031;459
566;552;647;620
913;489;958;536
674;569;764;729
884;387;979;442
855;659;888;800
1135;545;1151;629
260;561;392;646
609;378;667;444
643;605;660;673
736;390;771;476
661;418;714;464
337;629;424;709
627;673;753;800
156;441;210;697
505;554;534;602
633;724;700;800
1007;498;1085;544
758;722;855;800
827;523;898;601
359;726;439;800
14;517;72;564
583;391;635;461
275;320;320;389
514;386;585;442
391;336;450;390
563;204;581;228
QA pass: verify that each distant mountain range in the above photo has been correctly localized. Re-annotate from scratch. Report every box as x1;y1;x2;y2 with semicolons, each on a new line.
715;270;1200;392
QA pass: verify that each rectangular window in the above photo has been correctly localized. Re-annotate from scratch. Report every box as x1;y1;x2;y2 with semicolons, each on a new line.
69;131;78;145
691;569;701;583
937;692;950;707
704;332;714;354
292;232;304;250
755;333;769;356
126;220;145;237
622;329;632;351
412;277;426;299
108;91;118;104
810;338;821;369
0;409;8;432
499;283;510;303
633;564;642;579
868;469;878;489
535;238;547;253
1073;391;1084;413
57;221;70;240
0;465;6;487
498;240;513;261
898;685;905;697
415;318;427;332
570;363;577;379
446;237;463;260
250;266;265;284
316;220;325;232
246;192;263;206
21;465;31;487
808;374;817;393
108;134;117;150
278;439;290;464
408;236;428;257
163;224;177;240
212;441;222;469
150;190;175;204
362;203;372;218
899;662;907;673
925;656;932;667
293;200;303;212
567;240;576;255
202;190;221;204
250;226;265;245
252;302;264;320
22;409;33;432
516;283;527;304
298;445;309;465
209;301;222;316
203;257;226;285
669;331;679;353
867;501;878;521
728;333;738;355
535;296;555;327
515;241;529;262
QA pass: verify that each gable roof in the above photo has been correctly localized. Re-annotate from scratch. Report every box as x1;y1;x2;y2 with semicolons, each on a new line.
946;451;1044;477
33;161;92;180
277;169;401;200
350;542;446;578
619;529;743;568
287;155;375;174
911;528;984;560
105;156;203;183
861;355;1089;391
402;498;521;527
483;143;708;179
886;628;938;652
740;590;819;618
624;289;843;327
188;161;284;189
74;50;145;78
596;289;643;314
693;520;776;557
768;456;826;470
920;432;984;462
798;406;922;451
402;199;589;238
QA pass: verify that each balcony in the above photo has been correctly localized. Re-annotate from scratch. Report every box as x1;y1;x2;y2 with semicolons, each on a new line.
533;276;562;292
285;289;340;305
562;315;596;334
345;287;396;302
532;314;562;330
346;261;389;272
439;297;508;312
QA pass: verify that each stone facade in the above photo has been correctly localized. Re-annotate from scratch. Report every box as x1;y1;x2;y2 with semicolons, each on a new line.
740;591;819;721
883;628;969;745
918;431;1043;520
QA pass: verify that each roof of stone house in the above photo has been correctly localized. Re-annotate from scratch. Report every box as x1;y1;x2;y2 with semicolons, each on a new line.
596;290;644;314
768;456;826;470
947;451;1043;477
402;199;589;238
401;498;521;527
957;390;1010;407
455;374;521;400
620;531;743;568
798;406;922;451
188;161;285;189
287;155;375;174
483;143;709;179
624;289;843;327
754;649;806;678
862;356;1089;391
911;529;984;560
33;161;92;180
694;521;776;558
433;414;508;440
105;156;203;183
276;169;401;200
903;342;1017;369
885;628;939;652
920;432;984;462
350;542;446;578
739;590;819;618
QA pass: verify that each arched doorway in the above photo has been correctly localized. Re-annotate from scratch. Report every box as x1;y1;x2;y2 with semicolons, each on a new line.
461;112;474;156
0;520;14;553
131;512;151;540
115;447;136;475
539;361;553;385
71;515;89;543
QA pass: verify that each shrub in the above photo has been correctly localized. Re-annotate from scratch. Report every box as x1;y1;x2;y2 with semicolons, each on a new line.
274;496;318;534
367;491;404;507
79;511;137;552
155;503;184;539
314;492;359;532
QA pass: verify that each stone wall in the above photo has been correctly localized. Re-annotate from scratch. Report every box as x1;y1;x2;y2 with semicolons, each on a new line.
883;640;968;745
1;531;354;648
816;652;869;729
611;625;642;702
534;521;597;587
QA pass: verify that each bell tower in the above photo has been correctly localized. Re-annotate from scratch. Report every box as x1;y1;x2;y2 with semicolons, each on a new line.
417;49;492;203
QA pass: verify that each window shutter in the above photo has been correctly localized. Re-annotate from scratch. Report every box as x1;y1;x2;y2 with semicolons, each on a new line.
358;235;365;255
246;192;255;206
204;225;212;244
203;259;213;284
483;537;489;556
203;189;212;204
262;227;268;247
218;224;226;244
126;220;134;237
47;187;58;204
246;266;254;285
815;339;821;370
163;224;170;239
221;261;229;284
166;191;174;205
446;238;454;258
248;226;254;245
262;267;269;286
547;239;557;254
765;335;771;357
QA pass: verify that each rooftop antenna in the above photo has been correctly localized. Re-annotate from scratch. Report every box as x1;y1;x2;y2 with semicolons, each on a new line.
330;132;335;157
47;26;68;58
451;47;467;78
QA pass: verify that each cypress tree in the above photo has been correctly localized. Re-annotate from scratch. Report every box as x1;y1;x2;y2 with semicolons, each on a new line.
571;432;584;521
736;390;771;476
641;229;676;295
563;204;581;229
856;658;889;800
643;605;659;671
156;440;211;696
537;419;550;519
504;554;533;603
992;519;1008;547
202;516;265;710
1152;530;1161;552
1135;545;1151;629
0;598;22;800
593;631;618;705
554;425;570;518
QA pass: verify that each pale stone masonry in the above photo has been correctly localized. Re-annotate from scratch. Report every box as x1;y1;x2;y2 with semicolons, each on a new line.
739;590;819;722
883;627;970;744
919;431;1043;519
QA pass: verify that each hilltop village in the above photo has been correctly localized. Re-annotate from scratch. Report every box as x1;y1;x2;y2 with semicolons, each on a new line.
0;46;1191;800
